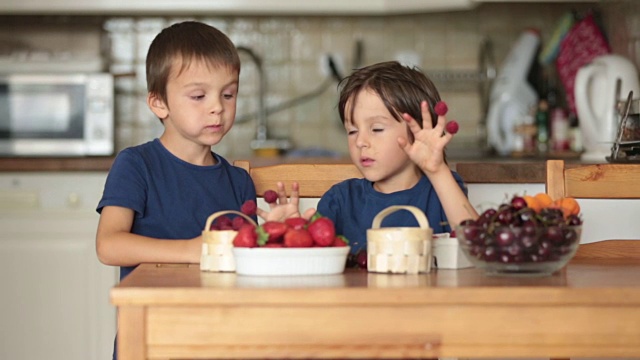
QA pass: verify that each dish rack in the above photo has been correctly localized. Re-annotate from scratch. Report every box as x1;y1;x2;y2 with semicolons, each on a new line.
608;91;640;163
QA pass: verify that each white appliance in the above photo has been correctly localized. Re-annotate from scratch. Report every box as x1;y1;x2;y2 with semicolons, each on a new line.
0;73;114;157
486;29;540;156
574;54;640;162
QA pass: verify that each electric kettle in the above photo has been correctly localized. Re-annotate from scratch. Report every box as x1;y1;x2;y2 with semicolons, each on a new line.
574;54;640;161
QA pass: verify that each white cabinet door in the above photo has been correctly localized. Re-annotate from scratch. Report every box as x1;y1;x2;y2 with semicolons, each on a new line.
0;211;117;360
0;172;117;360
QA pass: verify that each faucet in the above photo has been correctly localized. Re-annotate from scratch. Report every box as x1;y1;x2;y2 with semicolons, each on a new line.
236;46;268;142
236;46;290;155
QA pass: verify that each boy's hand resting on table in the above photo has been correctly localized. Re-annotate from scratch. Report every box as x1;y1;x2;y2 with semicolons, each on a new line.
257;181;316;222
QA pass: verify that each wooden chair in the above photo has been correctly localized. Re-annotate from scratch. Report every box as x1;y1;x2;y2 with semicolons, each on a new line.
545;159;640;261
233;160;362;198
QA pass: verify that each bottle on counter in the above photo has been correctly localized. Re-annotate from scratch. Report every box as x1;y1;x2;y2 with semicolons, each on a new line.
550;107;570;151
535;99;550;153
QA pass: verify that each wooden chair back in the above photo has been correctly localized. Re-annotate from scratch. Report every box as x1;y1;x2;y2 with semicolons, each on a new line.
545;159;640;261
233;160;362;198
545;159;640;200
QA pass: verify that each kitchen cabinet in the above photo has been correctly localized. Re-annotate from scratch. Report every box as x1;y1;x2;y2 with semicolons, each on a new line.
0;0;599;14
0;0;475;15
0;172;117;360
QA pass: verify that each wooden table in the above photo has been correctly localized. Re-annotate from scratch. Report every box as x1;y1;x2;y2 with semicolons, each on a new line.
111;260;640;359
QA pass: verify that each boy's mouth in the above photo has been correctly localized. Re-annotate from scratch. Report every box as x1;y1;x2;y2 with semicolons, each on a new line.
205;124;223;132
360;157;375;167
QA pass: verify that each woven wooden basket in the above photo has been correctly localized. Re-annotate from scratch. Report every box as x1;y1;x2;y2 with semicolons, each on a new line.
200;210;257;272
366;205;433;274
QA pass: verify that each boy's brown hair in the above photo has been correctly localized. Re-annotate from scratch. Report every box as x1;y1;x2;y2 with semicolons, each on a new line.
338;61;441;129
146;21;241;106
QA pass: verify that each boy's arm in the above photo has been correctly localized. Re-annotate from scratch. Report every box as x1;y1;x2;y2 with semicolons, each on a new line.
423;166;479;227
96;206;201;266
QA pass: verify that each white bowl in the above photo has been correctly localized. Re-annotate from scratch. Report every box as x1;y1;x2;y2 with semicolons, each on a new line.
232;246;350;276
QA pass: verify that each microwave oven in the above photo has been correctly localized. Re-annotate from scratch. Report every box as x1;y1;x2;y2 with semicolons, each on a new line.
0;73;114;156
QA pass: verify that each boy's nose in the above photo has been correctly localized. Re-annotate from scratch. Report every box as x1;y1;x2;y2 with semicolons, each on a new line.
209;98;223;114
355;132;369;148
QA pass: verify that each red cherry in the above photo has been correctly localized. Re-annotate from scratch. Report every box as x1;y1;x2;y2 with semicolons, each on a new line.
445;120;459;134
434;101;448;116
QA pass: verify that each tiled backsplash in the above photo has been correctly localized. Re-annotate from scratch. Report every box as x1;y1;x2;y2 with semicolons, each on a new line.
5;2;640;160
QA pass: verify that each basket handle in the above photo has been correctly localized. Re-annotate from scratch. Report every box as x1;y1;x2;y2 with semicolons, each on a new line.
203;210;258;231
370;205;430;230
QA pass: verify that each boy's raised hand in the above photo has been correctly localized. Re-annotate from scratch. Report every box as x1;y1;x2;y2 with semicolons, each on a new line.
398;100;453;174
256;181;316;222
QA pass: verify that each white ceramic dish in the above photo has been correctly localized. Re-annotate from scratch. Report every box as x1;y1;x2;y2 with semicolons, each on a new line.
232;246;350;276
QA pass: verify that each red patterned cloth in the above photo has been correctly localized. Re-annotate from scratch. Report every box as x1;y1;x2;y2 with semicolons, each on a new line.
556;13;611;115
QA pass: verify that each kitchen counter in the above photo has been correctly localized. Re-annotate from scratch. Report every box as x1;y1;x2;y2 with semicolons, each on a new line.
0;156;592;184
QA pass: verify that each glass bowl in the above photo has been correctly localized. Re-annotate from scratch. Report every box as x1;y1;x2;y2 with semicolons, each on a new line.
455;223;582;276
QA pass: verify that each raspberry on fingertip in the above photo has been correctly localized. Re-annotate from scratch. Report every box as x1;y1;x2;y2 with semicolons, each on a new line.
445;120;459;134
263;190;278;204
435;101;448;116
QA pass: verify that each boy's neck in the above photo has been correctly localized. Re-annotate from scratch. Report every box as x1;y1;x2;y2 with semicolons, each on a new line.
372;166;422;194
159;135;217;166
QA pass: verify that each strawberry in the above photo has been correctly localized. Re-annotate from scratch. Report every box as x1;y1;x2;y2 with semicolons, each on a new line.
445;120;459;134
257;221;289;245
240;199;257;216
332;235;349;247
263;190;278;204
284;217;308;230
434;101;448;116
284;228;314;248
308;215;336;247
233;224;257;248
263;243;284;248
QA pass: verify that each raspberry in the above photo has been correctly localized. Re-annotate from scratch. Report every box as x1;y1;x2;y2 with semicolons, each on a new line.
240;199;257;216
263;190;278;204
434;101;448;116
445;120;459;134
232;216;247;230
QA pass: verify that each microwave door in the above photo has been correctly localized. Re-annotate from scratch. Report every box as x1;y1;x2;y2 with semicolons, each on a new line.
0;79;87;155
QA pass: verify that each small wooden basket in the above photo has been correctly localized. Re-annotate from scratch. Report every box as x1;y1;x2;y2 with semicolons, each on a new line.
200;210;257;272
366;205;433;274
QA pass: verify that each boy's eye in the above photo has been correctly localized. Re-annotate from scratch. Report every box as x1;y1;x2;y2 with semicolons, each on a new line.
191;94;205;100
372;127;384;133
223;93;235;100
346;129;357;136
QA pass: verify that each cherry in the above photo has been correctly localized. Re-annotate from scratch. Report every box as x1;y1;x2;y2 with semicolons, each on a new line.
511;196;527;210
495;228;515;246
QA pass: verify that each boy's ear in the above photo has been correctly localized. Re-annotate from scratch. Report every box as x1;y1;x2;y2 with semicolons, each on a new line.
147;93;169;120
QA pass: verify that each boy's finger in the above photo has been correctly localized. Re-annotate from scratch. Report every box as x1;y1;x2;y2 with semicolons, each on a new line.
402;113;423;134
421;100;435;130
276;181;287;203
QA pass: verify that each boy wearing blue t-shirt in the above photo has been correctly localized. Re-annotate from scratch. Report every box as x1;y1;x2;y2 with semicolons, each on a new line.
316;61;479;254
96;20;302;360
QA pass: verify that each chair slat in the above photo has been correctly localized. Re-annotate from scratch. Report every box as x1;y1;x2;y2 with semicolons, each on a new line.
234;161;362;198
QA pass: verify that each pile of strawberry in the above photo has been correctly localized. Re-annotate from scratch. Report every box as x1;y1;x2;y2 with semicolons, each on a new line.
210;189;349;248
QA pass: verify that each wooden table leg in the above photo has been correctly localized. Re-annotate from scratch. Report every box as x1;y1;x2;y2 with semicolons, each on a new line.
118;306;146;360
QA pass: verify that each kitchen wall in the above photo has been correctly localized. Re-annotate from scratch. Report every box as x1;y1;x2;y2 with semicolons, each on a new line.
5;2;640;161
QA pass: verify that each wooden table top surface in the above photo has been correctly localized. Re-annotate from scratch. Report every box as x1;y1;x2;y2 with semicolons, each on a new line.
111;260;640;307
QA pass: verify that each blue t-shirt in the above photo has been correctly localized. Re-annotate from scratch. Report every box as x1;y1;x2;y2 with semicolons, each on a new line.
96;138;256;280
317;172;467;254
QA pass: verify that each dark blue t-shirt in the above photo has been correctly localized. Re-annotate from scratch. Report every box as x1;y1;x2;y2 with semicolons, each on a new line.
96;138;256;280
317;172;467;254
